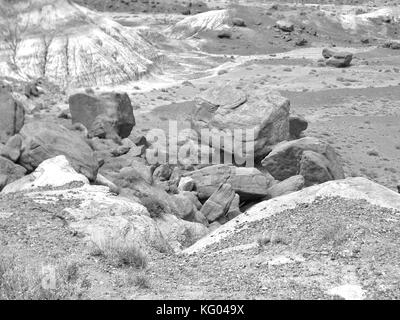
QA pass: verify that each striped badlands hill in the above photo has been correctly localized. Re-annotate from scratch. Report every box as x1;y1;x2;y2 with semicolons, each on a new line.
0;0;162;88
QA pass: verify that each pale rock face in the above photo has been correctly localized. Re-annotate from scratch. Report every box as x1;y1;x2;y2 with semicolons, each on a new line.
26;183;170;253
178;176;195;192
326;284;365;300
276;20;294;32
0;0;161;88
2;155;89;193
184;177;400;255
166;9;232;39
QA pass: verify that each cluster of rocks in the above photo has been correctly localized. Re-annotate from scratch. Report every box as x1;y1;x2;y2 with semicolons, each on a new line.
274;19;313;47
0;81;345;251
383;40;400;50
169;84;343;230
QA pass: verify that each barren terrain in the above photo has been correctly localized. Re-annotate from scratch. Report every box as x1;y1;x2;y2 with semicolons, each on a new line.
1;0;400;300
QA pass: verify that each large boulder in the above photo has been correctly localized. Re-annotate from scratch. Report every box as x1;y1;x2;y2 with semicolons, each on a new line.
69;92;135;139
322;48;353;68
200;183;236;222
261;137;344;183
0;89;25;144
0;156;27;190
17;121;99;181
2;155;89;194
192;85;290;160
184;164;275;200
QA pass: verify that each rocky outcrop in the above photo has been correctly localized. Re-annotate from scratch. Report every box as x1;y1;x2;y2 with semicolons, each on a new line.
17;121;99;181
184;164;275;200
27;184;170;254
184;177;400;255
192;84;290;160
6;155;207;254
0;90;25;144
69;92;135;139
0;0;161;88
261;137;344;185
2;155;88;194
100;155;183;219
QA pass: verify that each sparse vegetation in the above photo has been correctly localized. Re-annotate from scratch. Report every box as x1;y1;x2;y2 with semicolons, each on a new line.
131;274;151;289
257;231;288;247
0;255;86;300
320;222;349;246
91;239;148;269
256;232;271;247
367;149;379;157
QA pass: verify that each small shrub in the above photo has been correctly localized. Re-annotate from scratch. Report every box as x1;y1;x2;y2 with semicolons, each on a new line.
132;274;151;289
367;150;379;157
257;231;288;247
256;232;271;247
139;194;165;219
217;30;232;39
321;223;348;246
91;239;148;269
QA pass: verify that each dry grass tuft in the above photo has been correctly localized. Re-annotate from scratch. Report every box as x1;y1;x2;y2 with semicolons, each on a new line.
0;255;87;300
91;239;148;269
